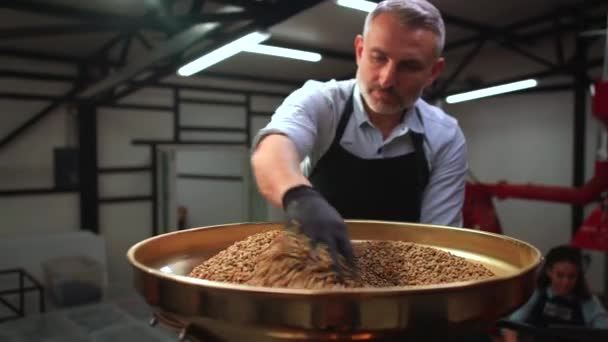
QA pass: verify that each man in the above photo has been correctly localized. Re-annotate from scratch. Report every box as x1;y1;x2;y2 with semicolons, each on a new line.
251;0;467;267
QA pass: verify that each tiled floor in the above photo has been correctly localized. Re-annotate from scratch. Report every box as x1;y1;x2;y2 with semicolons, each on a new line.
0;293;179;342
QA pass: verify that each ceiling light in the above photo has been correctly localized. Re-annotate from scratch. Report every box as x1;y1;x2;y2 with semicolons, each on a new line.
336;0;376;12
445;79;538;104
243;44;322;62
178;31;271;77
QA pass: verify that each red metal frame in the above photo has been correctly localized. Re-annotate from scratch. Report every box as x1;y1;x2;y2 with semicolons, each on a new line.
464;80;608;251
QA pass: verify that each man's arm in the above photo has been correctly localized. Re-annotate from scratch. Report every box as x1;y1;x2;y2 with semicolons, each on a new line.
420;126;467;227
251;134;311;208
251;133;355;267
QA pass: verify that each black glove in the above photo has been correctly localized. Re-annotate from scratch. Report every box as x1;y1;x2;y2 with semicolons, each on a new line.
282;185;355;271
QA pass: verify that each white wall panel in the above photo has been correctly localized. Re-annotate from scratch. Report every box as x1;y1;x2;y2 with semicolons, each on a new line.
97;108;172;167
0;108;70;190
118;87;173;106
174;146;249;229
250;95;284;112
99;202;152;285
176;179;246;228
0;100;46;138
176;149;245;176
0;57;77;75
99;173;151;198
179;103;246;128
0;78;72;96
447;91;605;291
180;131;245;142
0;194;79;236
448;92;572;242
163;74;295;93
180;90;245;102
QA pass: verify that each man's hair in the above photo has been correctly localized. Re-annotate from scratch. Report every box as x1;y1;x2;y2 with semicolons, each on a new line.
363;0;445;56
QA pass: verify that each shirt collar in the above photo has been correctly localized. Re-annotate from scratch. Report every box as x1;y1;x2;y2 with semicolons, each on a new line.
352;83;425;135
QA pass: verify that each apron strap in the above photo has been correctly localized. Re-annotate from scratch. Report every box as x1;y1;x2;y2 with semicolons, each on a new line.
329;86;430;202
412;107;430;191
332;87;355;146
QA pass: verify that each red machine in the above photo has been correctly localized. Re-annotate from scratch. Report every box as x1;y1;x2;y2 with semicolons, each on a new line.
464;80;608;251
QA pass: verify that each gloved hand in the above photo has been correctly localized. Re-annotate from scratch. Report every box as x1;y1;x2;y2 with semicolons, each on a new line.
282;185;355;273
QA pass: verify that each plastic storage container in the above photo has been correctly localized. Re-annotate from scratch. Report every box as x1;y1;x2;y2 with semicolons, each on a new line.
41;256;103;307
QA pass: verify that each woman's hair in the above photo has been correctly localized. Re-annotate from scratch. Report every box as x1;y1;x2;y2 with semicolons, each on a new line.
537;245;591;299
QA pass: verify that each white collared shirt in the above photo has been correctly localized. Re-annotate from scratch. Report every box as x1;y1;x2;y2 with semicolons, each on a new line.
253;79;468;227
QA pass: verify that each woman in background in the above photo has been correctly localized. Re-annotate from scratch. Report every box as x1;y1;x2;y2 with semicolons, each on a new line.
503;245;608;341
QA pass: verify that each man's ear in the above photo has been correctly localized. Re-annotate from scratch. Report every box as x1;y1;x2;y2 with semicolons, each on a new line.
425;57;445;87
354;34;364;66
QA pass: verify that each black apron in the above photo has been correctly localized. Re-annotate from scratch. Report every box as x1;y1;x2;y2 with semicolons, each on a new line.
309;88;429;222
527;291;586;327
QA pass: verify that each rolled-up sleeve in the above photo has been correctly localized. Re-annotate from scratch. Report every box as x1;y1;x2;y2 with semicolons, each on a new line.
252;80;331;161
420;125;468;227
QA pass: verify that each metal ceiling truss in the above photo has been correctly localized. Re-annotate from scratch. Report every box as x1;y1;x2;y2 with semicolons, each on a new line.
3;0;254;35
0;32;127;150
0;0;606;147
426;6;607;99
81;0;327;104
0;0;325;150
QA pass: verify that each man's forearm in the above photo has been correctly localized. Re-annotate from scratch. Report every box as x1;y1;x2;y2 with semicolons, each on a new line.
251;134;311;208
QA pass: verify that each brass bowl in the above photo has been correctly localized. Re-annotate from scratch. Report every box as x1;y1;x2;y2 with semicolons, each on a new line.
127;220;541;341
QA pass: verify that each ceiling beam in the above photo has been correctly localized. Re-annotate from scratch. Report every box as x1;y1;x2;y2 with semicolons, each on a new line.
0;47;84;64
0;13;252;41
3;1;254;33
200;72;302;87
0;70;76;83
100;0;327;104
446;1;607;51
442;57;602;97
0;24;114;40
0;33;127;150
79;22;223;100
433;40;486;97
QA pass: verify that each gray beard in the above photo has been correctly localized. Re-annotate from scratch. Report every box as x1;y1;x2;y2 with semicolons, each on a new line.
356;77;406;116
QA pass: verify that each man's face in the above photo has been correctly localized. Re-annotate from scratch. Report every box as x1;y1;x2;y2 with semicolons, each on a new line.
355;13;444;116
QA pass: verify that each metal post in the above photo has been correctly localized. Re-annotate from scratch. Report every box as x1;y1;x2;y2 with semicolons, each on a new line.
603;13;608;81
18;272;24;317
173;88;180;141
602;11;608;302
572;33;588;234
78;102;99;233
151;144;159;236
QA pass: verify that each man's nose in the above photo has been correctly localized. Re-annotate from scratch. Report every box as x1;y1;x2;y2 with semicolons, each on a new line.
378;62;397;88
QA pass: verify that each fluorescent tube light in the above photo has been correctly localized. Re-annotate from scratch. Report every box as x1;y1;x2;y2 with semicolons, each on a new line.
336;0;376;12
243;44;322;62
178;31;271;76
445;79;538;104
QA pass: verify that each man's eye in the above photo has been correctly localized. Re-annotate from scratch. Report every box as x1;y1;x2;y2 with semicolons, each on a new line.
370;54;385;63
399;62;424;72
